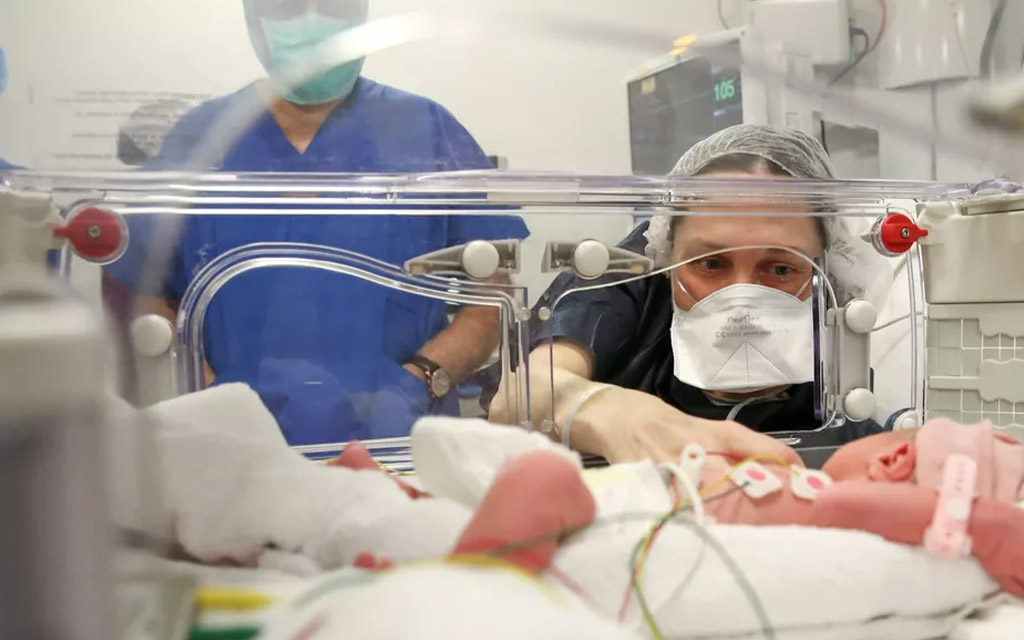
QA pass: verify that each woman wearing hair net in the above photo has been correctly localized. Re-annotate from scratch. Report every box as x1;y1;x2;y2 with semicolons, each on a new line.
491;124;892;465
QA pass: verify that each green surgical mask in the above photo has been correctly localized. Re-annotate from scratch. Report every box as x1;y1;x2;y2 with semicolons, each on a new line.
258;13;364;105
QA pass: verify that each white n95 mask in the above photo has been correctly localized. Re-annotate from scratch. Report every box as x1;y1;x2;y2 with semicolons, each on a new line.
670;283;815;393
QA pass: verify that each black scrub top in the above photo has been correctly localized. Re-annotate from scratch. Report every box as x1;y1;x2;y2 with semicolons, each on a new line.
530;222;880;437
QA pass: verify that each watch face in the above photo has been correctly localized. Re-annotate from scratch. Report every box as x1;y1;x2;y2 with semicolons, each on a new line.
430;368;453;398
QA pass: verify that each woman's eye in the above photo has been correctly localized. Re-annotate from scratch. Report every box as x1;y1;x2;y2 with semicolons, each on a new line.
770;264;796;277
699;258;725;271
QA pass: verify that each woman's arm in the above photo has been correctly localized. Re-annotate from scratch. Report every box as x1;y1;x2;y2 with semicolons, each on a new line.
491;340;801;465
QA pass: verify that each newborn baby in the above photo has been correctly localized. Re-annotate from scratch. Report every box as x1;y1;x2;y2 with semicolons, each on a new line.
337;419;1024;596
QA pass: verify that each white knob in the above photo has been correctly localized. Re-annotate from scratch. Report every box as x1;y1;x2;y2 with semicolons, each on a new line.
845;300;878;334
843;388;876;422
461;240;501;280
131;314;174;358
893;410;920;430
573;240;611;279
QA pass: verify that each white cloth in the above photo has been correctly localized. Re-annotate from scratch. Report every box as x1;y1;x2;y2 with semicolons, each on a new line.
257;564;640;640
113;398;1003;640
558;523;995;640
108;384;471;569
412;417;581;509
953;598;1024;640
415;417;1001;640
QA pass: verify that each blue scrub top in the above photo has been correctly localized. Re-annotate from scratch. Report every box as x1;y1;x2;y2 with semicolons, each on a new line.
0;157;17;169
108;78;529;444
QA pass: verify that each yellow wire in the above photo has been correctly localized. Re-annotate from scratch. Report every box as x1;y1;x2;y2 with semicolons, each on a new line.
630;454;796;637
375;460;417;477
403;554;567;605
698;454;798;498
315;457;416;477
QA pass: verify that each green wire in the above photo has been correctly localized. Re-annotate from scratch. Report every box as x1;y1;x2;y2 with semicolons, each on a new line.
266;485;771;640
627;484;751;640
187;626;262;640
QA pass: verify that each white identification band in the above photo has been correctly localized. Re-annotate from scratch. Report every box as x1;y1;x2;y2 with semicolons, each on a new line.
559;384;613;448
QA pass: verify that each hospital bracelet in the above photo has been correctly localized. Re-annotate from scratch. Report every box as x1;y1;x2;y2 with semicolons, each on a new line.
558;384;614;448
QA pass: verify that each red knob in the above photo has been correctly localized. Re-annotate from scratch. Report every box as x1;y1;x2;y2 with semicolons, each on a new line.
54;207;127;263
876;213;929;255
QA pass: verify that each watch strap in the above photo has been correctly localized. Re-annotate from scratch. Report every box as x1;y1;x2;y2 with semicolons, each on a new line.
407;355;441;376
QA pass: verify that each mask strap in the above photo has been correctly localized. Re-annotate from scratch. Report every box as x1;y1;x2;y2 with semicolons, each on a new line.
795;276;813;298
674;274;698;305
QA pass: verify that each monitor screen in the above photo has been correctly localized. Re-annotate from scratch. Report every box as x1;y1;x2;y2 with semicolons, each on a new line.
628;47;744;175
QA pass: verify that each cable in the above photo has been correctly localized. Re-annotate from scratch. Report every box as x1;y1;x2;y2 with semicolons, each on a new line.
830;1;887;87
829;27;870;86
617;485;745;621
980;0;1009;79
951;6;972;75
662;460;706;525
871;312;924;332
717;0;729;29
866;0;888;56
699;453;799;498
627;455;796;637
678;518;777;640
625;482;776;640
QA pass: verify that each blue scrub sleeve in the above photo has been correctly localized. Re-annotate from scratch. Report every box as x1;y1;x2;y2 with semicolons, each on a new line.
429;105;531;245
102;214;191;299
432;103;491;171
531;272;642;369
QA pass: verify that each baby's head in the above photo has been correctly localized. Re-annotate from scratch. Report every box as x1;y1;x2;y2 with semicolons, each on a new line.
822;429;917;482
823;419;1024;504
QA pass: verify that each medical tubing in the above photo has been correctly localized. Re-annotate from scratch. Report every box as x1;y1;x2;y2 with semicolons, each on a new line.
871;312;923;332
679;518;777;640
630;465;714;624
726;397;756;423
560;384;614;448
905;243;921;418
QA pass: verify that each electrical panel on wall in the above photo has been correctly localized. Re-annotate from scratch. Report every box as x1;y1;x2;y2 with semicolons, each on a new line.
749;0;851;66
879;0;990;89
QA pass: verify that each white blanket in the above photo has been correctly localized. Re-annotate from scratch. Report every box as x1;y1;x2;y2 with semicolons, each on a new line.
109;384;472;568
416;416;1004;640
112;387;1006;640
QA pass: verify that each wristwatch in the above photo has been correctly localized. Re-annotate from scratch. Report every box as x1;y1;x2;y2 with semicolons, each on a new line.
405;355;454;400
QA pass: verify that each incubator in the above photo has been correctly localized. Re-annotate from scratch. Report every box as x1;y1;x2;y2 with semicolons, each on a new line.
3;171;966;457
3;1;1024;639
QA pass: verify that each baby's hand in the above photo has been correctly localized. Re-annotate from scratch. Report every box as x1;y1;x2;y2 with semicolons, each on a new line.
330;441;429;500
353;551;395;572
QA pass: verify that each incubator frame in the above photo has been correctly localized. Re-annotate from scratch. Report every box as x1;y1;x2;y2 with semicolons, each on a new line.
2;170;966;459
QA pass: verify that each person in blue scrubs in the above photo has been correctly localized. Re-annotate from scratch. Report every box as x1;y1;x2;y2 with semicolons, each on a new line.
107;0;528;445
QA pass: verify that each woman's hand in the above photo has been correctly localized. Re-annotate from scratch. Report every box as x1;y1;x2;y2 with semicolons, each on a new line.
570;385;802;467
